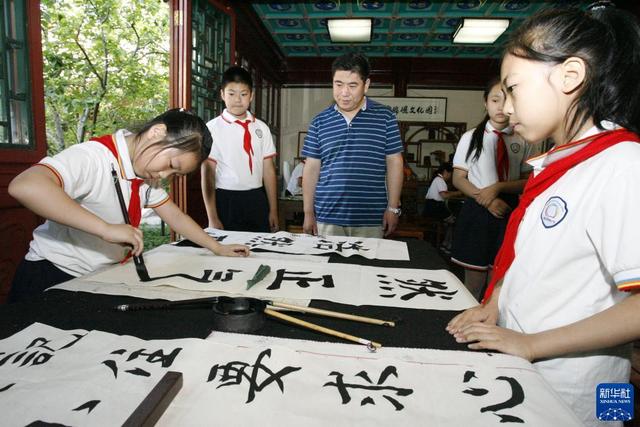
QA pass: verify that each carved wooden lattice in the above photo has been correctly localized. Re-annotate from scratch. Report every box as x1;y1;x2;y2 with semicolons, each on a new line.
191;0;232;121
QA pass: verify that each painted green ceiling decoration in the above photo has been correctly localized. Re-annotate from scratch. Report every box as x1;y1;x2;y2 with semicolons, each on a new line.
252;1;590;58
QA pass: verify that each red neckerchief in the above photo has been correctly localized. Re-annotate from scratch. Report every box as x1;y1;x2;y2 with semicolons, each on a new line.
234;120;254;174
494;130;510;182
91;134;144;264
483;128;640;302
91;134;144;227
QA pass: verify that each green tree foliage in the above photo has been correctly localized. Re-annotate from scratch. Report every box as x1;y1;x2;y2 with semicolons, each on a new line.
41;0;169;154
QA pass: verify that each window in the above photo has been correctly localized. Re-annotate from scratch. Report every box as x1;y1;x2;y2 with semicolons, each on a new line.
191;0;232;121
0;0;33;147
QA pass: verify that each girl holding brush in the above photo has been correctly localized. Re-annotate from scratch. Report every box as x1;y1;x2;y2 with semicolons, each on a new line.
8;109;249;303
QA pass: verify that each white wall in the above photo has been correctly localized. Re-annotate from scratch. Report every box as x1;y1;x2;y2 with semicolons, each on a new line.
278;86;486;173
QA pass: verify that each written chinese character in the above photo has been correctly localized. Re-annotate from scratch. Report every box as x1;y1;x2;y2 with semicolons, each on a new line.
267;269;335;290
208;349;301;403
324;366;413;411
248;236;295;248
462;370;525;423
377;274;457;301
102;347;182;378
0;334;85;369
141;268;241;283
314;239;369;253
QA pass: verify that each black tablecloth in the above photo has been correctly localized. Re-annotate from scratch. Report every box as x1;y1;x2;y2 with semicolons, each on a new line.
0;239;470;351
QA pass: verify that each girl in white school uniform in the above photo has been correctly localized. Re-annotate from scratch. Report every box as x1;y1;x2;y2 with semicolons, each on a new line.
450;77;530;299
448;5;640;426
8;109;249;303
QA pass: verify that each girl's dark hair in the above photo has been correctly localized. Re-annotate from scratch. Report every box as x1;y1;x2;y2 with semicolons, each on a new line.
505;5;640;140
435;162;453;176
466;76;501;162
430;162;453;185
133;109;213;164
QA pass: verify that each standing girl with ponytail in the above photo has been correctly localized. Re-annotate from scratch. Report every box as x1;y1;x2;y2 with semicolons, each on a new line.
449;77;531;299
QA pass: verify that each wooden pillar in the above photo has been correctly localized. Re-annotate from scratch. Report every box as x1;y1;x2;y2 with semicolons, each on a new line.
168;0;192;240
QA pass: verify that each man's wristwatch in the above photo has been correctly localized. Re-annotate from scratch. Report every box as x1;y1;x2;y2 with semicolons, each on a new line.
387;206;402;216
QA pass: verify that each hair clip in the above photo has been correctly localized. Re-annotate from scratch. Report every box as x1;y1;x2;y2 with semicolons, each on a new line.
586;0;614;11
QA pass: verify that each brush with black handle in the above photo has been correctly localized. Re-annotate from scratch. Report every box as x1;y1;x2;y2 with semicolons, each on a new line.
111;166;151;281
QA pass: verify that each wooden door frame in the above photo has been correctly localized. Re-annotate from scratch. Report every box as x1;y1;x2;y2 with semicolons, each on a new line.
0;0;46;302
168;0;236;230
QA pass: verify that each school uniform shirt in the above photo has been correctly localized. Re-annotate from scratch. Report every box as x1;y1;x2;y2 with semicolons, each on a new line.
25;129;170;277
206;109;276;191
286;161;304;196
498;121;640;425
452;121;531;188
425;174;447;202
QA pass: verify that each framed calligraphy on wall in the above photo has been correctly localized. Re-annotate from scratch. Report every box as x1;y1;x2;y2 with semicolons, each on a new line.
371;97;447;122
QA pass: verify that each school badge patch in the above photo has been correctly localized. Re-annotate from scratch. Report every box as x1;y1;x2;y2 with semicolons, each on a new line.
540;196;568;228
255;129;263;138
510;142;521;153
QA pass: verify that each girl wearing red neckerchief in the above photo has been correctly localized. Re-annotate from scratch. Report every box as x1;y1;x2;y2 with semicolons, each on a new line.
8;109;249;303
447;5;640;426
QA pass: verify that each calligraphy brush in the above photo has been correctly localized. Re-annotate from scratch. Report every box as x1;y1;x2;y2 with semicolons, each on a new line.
111;166;151;281
262;308;382;350
267;301;396;327
114;296;220;312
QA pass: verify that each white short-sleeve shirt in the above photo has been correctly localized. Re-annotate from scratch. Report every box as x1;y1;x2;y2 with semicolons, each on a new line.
286;161;304;195
206;109;276;191
25;130;170;277
425;175;447;202
498;122;639;424
452;121;531;188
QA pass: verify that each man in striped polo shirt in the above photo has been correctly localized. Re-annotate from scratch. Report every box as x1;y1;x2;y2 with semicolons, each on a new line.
301;52;404;238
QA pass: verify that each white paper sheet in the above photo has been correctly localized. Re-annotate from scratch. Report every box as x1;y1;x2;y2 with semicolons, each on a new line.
0;323;582;427
201;229;410;260
59;252;475;311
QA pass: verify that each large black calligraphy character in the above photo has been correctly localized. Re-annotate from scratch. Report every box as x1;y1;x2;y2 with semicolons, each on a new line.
0;334;85;369
314;239;370;253
140;268;241;283
207;348;301;403
248;236;295;248
266;269;335;290
377;274;457;301
324;366;413;411
462;370;525;423
102;347;182;378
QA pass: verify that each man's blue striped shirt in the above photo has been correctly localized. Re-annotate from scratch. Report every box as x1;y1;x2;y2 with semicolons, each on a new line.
302;98;403;226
